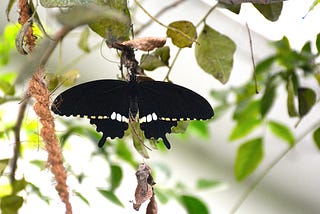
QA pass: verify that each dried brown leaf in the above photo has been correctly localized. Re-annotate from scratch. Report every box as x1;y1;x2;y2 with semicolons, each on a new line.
121;37;166;52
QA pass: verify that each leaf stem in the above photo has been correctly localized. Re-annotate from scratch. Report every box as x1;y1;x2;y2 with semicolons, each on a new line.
230;119;320;214
134;0;197;43
135;0;187;35
195;3;218;28
164;48;182;81
246;23;259;94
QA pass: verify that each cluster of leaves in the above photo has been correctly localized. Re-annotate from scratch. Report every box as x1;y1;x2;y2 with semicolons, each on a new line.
211;34;320;181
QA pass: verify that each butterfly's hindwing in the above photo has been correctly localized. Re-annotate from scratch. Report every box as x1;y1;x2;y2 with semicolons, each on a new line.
90;119;128;147
140;120;177;149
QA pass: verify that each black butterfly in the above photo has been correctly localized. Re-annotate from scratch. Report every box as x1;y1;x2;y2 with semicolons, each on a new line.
51;75;214;149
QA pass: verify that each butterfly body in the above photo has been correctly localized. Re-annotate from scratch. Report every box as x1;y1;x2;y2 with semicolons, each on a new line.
51;76;214;149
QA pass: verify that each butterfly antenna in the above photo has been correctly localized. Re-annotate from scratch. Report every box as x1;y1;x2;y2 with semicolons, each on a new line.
100;39;120;64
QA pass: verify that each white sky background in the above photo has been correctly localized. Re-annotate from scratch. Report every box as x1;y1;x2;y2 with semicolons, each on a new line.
1;0;320;214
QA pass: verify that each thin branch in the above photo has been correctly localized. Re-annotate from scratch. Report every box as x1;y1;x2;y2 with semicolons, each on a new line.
230;120;320;214
10;99;28;184
134;0;197;44
246;23;259;94
164;48;182;81
219;0;286;4
135;0;187;35
195;3;218;28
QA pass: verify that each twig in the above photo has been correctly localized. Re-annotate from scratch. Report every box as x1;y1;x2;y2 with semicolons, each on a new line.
219;0;286;4
246;23;259;94
134;0;197;44
135;0;187;35
164;48;181;81
195;3;218;28
10;99;28;184
230;120;320;213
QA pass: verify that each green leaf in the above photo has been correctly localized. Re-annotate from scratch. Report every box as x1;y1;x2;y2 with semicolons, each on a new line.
89;0;131;40
316;33;320;53
229;119;262;141
253;2;283;22
45;73;59;91
261;85;276;117
188;120;209;139
12;178;27;194
233;99;261;121
56;3;131;41
40;0;90;7
286;76;298;117
171;121;189;134
141;46;170;70
78;27;90;53
0;80;15;95
218;2;241;14
27;182;50;204
0;195;24;214
59;69;79;87
130;120;149;158
235;138;263;181
0;159;9;176
313;127;320;150
167;21;197;48
109;164;122;191
115;140;136;168
195;25;236;84
74;191;90;205
5;0;16;20
180;195;209;214
268;120;295;146
255;56;276;76
98;189;124;207
298;87;316;117
196;179;223;190
154;189;170;204
140;54;166;71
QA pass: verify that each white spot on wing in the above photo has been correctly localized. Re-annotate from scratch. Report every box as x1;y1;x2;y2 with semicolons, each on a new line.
152;113;157;120
116;113;122;122
147;114;152;122
111;112;116;120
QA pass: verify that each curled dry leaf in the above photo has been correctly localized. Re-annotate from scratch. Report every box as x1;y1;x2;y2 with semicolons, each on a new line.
17;0;36;54
146;194;158;214
121;37;166;52
133;163;157;213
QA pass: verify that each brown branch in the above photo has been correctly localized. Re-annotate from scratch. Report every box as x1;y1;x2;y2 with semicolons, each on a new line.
10;99;28;184
219;0;286;4
135;0;187;35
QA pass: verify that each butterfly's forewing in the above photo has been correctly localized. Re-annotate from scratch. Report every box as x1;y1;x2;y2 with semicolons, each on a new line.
51;80;130;146
51;80;129;117
137;81;214;148
138;81;214;120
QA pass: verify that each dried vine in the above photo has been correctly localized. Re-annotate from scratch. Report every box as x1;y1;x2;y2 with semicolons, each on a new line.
28;71;72;214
